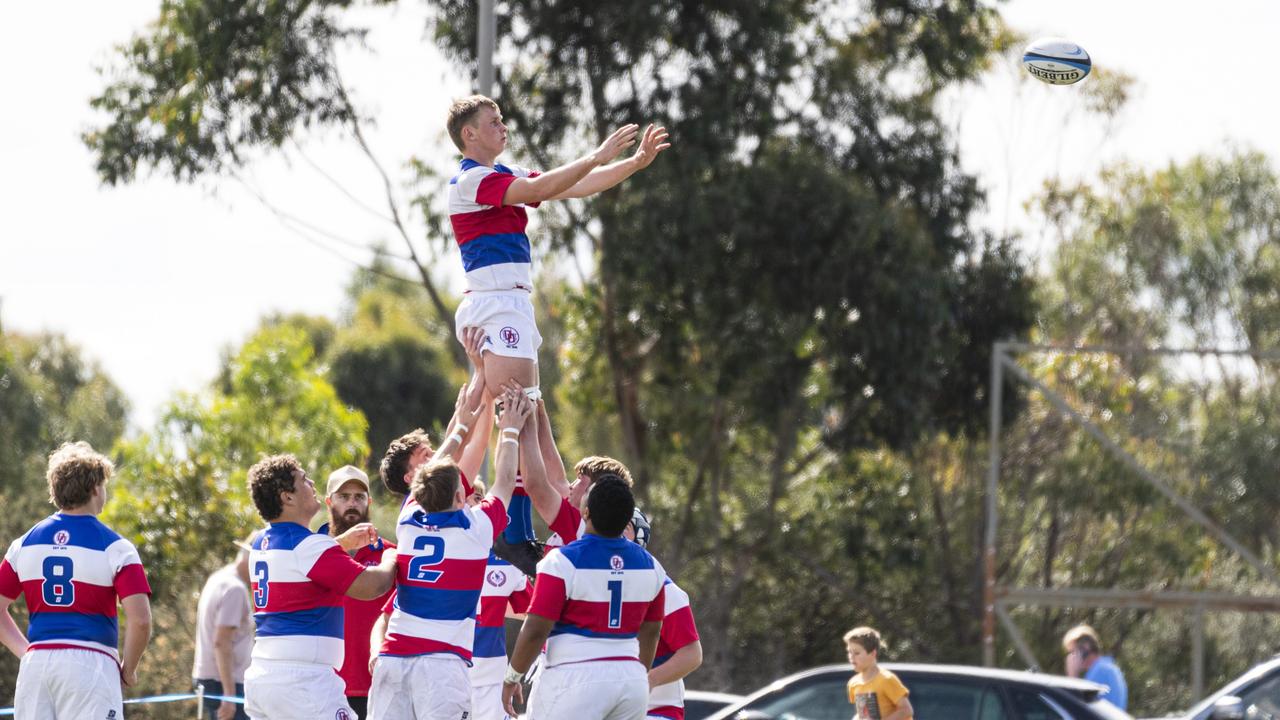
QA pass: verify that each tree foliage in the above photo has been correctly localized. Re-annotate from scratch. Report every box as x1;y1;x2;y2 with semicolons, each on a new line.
104;324;367;704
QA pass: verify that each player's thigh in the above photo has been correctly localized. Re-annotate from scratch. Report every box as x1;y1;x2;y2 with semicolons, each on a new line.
407;657;471;720
600;664;649;720
470;682;510;720
368;657;414;720
35;650;124;720
245;661;352;720
13;652;56;720
457;294;542;362
527;665;581;720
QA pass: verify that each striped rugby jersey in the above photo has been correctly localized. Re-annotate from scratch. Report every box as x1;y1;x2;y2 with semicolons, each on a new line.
648;578;701;720
0;514;151;662
543;495;585;553
447;158;542;293
380;496;508;662
530;534;666;667
470;552;532;686
248;523;366;668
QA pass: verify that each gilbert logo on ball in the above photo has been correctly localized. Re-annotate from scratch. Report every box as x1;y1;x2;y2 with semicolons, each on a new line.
1022;37;1091;85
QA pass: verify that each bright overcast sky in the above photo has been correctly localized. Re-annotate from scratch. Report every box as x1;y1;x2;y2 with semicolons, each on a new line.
2;0;1279;431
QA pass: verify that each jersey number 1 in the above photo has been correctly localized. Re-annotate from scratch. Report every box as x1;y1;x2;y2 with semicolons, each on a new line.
607;580;623;629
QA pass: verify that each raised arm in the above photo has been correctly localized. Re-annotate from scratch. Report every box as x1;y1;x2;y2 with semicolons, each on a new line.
457;326;495;481
433;382;488;466
498;382;564;526
548;124;671;201
501;124;640;206
119;593;152;687
488;387;534;509
535;399;570;498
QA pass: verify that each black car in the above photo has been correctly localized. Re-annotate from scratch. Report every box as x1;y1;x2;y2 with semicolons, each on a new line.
704;663;1132;720
685;690;747;720
1149;655;1280;720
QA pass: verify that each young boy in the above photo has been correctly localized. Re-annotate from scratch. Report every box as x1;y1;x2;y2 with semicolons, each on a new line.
845;627;913;720
444;94;671;399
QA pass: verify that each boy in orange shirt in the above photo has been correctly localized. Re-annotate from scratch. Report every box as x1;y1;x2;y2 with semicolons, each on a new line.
845;627;914;720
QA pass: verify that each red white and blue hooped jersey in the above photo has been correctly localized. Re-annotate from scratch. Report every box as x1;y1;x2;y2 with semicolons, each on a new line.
530;534;666;667
0;513;151;662
648;578;701;720
248;522;366;668
470;552;532;686
380;496;508;662
543;496;585;554
447;158;542;293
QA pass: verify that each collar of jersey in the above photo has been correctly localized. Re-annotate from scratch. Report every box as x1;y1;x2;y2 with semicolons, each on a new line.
402;508;472;530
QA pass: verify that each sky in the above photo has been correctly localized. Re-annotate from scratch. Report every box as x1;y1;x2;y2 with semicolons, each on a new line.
2;0;1279;431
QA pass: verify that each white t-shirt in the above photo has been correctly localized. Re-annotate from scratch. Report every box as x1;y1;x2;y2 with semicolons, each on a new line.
193;564;253;682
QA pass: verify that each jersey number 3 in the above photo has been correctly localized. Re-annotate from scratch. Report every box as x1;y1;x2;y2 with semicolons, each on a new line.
41;557;75;606
407;536;445;583
252;562;269;609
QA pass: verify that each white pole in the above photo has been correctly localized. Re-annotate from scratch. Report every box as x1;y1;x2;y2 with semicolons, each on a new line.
477;0;495;95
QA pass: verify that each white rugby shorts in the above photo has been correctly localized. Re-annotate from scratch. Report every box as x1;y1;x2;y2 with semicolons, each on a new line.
526;660;648;720
470;681;511;720
455;291;542;361
369;654;471;720
14;648;123;720
244;658;354;720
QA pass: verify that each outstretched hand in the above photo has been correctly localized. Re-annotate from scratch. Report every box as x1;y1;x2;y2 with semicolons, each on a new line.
499;386;534;433
461;326;487;369
632;124;671;169
593;123;639;165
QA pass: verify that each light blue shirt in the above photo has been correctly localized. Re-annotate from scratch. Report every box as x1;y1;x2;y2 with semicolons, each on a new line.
1085;655;1128;710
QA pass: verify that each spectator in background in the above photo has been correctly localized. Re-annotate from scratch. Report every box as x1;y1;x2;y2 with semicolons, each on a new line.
193;535;255;720
1063;624;1128;711
319;464;394;719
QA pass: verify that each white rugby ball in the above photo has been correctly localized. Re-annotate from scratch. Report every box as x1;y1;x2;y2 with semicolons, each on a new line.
1022;37;1091;85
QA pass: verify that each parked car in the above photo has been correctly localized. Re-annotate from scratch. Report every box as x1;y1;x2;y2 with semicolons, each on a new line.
685;690;746;720
1146;655;1280;720
704;663;1132;720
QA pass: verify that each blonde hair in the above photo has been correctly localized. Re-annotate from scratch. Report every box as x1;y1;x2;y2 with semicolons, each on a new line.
446;95;500;152
573;456;633;487
47;441;113;510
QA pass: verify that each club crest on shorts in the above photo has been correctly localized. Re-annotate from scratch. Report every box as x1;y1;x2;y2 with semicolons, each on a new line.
499;326;520;348
487;569;507;586
336;710;351;720
53;530;70;546
610;554;625;571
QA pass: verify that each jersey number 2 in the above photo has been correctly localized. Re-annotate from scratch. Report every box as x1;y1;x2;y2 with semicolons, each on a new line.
407;536;445;583
41;557;75;606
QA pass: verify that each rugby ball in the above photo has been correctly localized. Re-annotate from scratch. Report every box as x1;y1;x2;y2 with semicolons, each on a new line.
1022;37;1091;85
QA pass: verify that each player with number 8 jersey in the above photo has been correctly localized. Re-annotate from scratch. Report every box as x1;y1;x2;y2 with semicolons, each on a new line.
0;442;153;720
370;385;540;720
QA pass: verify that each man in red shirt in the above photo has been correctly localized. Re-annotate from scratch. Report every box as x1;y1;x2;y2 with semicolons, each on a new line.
321;464;394;719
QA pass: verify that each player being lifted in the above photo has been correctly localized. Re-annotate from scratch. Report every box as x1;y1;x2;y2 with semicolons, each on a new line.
444;95;671;398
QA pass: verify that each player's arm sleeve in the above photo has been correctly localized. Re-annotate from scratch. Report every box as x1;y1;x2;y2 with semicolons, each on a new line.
0;559;21;600
527;554;570;620
304;541;367;594
506;165;543;208
644;583;666;623
475;496;509;540
467;168;518;207
380;588;397;616
508;578;533;615
108;539;152;598
547;498;581;543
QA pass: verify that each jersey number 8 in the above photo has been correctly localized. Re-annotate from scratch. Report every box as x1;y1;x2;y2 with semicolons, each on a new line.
41;557;75;606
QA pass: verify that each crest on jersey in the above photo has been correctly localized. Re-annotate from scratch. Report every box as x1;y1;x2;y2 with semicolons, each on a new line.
610;554;624;571
487;569;507;586
53;530;70;546
499;326;520;348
